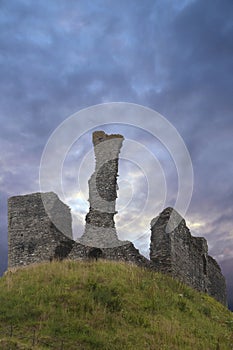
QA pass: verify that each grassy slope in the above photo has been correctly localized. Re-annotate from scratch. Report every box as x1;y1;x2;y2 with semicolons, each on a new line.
0;260;232;350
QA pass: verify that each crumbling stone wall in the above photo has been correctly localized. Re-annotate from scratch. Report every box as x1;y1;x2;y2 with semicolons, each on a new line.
8;191;151;269
8;192;75;267
150;207;227;305
68;241;153;269
79;131;129;248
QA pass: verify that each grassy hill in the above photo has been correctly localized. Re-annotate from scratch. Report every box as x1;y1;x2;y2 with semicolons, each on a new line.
0;260;232;350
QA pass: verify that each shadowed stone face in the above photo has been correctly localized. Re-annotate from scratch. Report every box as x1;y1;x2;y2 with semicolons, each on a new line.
150;207;227;305
79;131;129;248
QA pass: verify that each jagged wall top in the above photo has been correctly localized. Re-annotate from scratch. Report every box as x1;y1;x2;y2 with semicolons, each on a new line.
93;131;124;146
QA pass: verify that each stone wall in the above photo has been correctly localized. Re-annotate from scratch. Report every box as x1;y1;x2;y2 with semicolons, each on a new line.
150;207;227;305
8;191;151;270
68;241;153;269
8;192;74;268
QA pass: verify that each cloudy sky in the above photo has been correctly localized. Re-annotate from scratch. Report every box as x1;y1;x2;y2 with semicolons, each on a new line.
0;0;233;308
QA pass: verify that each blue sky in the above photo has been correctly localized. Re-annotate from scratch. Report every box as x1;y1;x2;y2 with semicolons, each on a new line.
0;0;233;307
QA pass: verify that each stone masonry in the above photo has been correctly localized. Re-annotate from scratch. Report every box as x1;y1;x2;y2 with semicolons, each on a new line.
7;131;227;305
79;131;129;248
150;207;227;305
8;191;151;269
8;192;75;268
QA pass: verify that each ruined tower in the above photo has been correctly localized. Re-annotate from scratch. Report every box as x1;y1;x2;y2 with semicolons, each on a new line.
79;131;129;248
150;207;227;305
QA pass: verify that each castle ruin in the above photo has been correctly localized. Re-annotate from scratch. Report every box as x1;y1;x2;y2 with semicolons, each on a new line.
80;131;129;248
8;192;151;269
7;131;227;305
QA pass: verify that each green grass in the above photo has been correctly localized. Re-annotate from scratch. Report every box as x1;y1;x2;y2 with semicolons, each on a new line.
0;260;232;349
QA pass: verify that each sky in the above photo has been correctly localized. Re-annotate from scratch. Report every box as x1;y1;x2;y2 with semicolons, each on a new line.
0;0;233;308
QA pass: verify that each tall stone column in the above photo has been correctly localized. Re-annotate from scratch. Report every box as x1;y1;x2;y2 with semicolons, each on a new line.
79;131;128;248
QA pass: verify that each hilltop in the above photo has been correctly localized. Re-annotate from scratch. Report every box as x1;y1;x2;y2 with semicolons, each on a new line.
0;260;232;349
